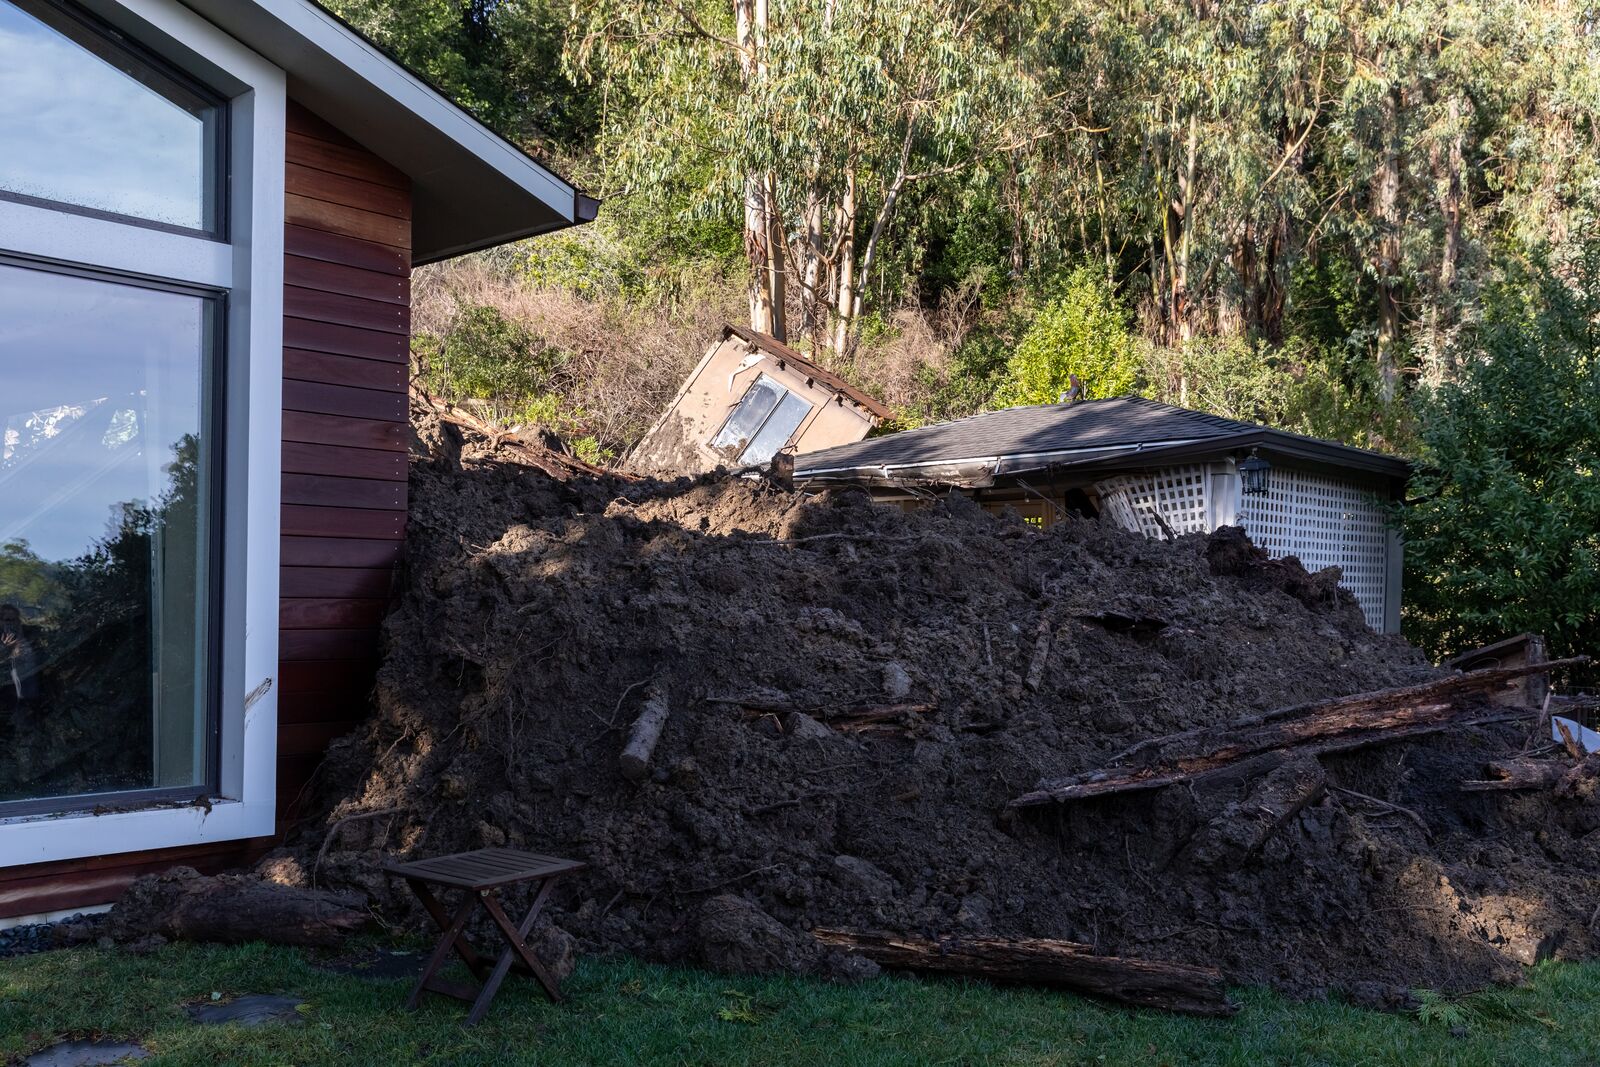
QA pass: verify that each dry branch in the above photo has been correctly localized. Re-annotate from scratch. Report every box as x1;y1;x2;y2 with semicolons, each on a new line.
1009;659;1586;810
813;929;1236;1017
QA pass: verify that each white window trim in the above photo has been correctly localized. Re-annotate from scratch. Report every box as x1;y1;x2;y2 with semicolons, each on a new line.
0;0;284;865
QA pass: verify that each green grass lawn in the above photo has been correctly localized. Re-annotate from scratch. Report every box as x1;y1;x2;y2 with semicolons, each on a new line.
1;940;1598;1066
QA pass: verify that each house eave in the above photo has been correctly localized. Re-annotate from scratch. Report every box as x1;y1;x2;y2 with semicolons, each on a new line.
796;431;1411;489
156;0;595;262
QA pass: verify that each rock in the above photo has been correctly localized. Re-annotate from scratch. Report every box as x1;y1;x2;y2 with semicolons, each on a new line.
531;924;578;982
21;1039;151;1065
253;849;307;887
695;895;820;975
882;661;913;700
785;712;835;741
832;856;898;899
187;994;306;1027
955;894;992;929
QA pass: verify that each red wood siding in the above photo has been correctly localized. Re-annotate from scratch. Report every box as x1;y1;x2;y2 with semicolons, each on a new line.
278;100;411;818
0;101;412;918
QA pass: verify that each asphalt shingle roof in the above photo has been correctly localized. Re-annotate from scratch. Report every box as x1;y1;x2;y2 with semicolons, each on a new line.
796;396;1260;472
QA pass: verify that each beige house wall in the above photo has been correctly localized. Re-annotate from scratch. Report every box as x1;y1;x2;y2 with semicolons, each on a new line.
631;334;878;475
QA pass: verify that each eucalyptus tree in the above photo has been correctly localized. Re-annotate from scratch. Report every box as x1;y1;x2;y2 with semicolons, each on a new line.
565;0;1056;358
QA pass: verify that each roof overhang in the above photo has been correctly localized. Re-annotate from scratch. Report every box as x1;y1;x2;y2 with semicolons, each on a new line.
145;0;596;263
722;324;892;420
796;430;1412;490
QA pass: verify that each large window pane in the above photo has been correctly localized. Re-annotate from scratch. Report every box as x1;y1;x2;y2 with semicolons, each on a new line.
740;390;812;466
0;0;221;233
710;374;784;458
0;262;216;806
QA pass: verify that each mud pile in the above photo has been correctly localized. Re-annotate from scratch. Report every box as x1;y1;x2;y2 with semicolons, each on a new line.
296;409;1600;1005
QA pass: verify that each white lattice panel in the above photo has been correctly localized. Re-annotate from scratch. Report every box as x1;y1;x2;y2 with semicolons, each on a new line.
1096;465;1212;540
1239;467;1390;631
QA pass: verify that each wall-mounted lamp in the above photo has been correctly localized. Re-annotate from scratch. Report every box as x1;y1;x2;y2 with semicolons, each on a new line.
1239;449;1272;496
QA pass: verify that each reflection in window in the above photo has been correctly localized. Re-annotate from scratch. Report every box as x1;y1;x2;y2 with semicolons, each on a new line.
0;0;221;232
0;263;216;807
709;374;814;466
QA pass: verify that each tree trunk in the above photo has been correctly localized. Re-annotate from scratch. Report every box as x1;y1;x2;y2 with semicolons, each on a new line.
765;170;787;342
831;170;857;359
800;180;824;340
813;930;1236;1017
1427;94;1466;384
110;868;367;948
736;0;774;336
1372;85;1403;403
1174;111;1198;343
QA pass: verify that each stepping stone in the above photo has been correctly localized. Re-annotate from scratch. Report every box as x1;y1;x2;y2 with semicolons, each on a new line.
22;1039;150;1066
186;994;305;1027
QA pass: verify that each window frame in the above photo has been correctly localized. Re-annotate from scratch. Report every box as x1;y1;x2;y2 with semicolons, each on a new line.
0;0;230;239
0;256;228;819
0;0;284;864
712;372;814;466
738;388;813;466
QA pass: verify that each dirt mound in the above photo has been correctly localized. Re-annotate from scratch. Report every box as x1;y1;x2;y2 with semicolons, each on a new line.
295;409;1600;1006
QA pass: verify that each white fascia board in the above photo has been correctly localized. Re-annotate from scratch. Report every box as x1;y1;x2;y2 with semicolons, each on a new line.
795;438;1207;480
165;0;586;263
240;0;574;210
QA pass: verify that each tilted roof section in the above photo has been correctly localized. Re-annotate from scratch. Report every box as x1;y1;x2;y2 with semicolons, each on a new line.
173;0;596;263
795;396;1410;480
723;324;893;420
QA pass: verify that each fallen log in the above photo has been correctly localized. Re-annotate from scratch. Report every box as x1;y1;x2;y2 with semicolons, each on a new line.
620;684;671;782
813;929;1235;1017
1009;658;1585;810
1461;758;1568;792
108;867;367;948
1463;752;1600;795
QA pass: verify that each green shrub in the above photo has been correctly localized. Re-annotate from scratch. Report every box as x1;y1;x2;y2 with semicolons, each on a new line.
1398;240;1600;660
995;267;1141;405
416;305;564;421
1139;334;1415;453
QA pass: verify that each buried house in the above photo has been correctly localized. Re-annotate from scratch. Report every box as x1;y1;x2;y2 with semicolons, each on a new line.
795;397;1411;633
630;324;891;476
0;0;593;920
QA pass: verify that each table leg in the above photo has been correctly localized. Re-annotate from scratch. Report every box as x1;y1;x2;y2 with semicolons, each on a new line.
479;880;564;1006
406;878;491;979
406;892;477;1012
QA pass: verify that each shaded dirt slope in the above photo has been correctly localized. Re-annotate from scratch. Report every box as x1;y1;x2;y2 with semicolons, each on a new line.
292;410;1600;1006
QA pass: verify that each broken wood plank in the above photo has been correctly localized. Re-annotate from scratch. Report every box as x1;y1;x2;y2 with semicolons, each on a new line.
813;929;1236;1017
1077;611;1168;636
619;685;671;782
1009;659;1585;810
1185;756;1326;868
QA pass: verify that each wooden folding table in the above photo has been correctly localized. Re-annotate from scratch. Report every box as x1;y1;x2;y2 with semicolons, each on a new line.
384;847;586;1025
